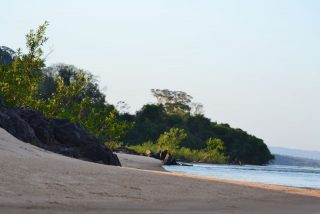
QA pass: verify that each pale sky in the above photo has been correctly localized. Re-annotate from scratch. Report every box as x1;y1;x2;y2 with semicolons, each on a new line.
2;0;320;151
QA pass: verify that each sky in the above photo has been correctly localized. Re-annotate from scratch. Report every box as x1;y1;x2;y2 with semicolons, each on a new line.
2;0;320;151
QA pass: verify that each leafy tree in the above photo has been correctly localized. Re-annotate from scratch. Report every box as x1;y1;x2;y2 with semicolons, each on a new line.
151;89;193;114
206;138;227;163
157;128;187;152
42;64;106;106
43;70;92;119
24;21;49;70
0;21;49;108
103;109;133;142
0;23;134;147
206;138;225;153
41;70;133;142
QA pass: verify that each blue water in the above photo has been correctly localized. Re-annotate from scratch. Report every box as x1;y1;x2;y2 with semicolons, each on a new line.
163;164;320;189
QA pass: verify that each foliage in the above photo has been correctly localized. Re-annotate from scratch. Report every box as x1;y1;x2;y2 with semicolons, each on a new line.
174;147;227;163
151;89;193;114
105;141;124;151
43;70;92;118
0;22;48;109
124;103;273;165
157;128;187;152
129;129;227;163
206;138;225;153
205;138;228;163
102;109;134;142
129;139;228;164
129;140;159;155
40;69;133;142
42;64;106;106
190;102;204;116
25;21;49;67
0;23;133;144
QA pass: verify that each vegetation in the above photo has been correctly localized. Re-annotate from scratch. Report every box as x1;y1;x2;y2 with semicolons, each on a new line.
129;137;228;163
123;103;273;164
0;22;274;165
157;128;187;152
0;22;132;145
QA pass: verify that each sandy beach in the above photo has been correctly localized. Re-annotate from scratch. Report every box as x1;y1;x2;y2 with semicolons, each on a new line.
0;128;319;214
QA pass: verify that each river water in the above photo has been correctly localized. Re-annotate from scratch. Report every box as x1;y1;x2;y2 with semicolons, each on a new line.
163;164;320;189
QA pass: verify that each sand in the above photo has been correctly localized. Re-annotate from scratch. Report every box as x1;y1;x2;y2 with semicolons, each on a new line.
0;128;319;214
116;152;165;171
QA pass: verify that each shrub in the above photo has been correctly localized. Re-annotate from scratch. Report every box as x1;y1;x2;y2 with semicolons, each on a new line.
157;128;187;152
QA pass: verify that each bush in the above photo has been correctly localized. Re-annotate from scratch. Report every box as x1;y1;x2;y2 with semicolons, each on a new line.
129;141;159;155
157;128;187;152
105;141;123;151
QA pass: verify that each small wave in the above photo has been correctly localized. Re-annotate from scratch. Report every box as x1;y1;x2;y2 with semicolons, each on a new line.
164;164;320;189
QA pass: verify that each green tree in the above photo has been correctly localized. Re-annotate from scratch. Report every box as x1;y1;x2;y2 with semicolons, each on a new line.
103;109;133;142
40;69;98;123
206;138;225;153
157;128;187;152
206;138;227;163
0;21;49;108
41;64;106;106
151;89;193;114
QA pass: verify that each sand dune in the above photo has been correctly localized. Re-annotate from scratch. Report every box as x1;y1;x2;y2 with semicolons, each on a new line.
0;128;319;214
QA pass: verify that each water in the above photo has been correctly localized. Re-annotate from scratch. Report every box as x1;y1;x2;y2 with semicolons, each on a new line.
163;164;320;189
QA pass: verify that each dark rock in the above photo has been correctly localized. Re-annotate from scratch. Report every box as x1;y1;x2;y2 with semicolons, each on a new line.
0;105;121;166
159;150;177;165
0;106;38;144
159;150;168;160
50;119;88;147
16;109;55;146
163;153;177;165
152;152;161;160
0;97;4;107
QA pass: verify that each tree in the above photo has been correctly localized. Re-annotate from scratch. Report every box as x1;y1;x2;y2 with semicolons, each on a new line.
103;109;133;142
43;69;93;119
24;21;49;70
206;138;227;163
157;128;187;152
151;89;193;114
41;64;106;106
0;21;49;108
206;138;225;153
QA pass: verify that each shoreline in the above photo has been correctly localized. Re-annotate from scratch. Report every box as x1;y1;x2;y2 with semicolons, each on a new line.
1;128;320;214
141;169;320;198
118;152;320;198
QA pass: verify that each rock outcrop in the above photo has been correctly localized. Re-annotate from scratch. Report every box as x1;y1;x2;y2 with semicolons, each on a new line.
0;102;121;166
159;150;177;165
